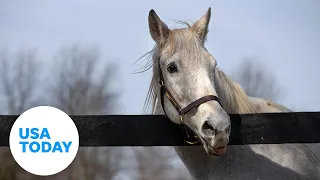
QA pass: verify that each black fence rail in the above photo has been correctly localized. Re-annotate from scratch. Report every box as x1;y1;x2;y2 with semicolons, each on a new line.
0;112;320;146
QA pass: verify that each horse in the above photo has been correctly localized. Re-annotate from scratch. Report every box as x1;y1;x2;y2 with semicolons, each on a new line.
141;8;320;180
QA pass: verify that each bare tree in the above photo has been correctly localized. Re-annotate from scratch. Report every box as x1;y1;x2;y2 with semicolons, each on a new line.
0;48;42;114
231;58;286;102
0;45;122;180
47;44;122;180
49;44;119;115
0;48;44;180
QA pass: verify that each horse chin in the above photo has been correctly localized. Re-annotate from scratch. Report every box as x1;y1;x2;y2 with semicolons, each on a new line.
198;136;227;156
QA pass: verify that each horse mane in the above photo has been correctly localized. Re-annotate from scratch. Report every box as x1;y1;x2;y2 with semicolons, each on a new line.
141;48;161;115
213;67;259;114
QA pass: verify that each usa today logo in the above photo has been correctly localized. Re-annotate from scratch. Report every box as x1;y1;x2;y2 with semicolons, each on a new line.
9;106;79;176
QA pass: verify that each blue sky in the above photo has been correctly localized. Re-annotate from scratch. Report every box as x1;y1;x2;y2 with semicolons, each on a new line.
1;0;320;114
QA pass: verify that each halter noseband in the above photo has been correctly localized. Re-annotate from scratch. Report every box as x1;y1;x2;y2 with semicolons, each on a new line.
158;59;221;144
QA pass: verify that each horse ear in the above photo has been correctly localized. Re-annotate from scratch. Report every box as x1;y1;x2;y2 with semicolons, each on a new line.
192;7;211;43
148;9;170;46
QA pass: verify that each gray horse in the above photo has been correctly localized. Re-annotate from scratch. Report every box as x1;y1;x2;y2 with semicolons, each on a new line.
143;8;320;180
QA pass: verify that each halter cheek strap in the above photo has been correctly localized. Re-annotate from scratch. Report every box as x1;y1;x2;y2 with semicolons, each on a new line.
160;81;220;122
158;60;221;144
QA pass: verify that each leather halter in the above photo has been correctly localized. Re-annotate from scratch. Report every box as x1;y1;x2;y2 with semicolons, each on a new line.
157;59;221;144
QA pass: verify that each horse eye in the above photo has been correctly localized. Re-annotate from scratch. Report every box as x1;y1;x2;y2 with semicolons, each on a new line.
167;62;178;73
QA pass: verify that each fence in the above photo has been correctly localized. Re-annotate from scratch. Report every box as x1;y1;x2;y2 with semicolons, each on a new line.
1;112;320;146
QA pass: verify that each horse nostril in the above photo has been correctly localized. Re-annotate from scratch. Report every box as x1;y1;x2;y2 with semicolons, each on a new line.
201;121;216;137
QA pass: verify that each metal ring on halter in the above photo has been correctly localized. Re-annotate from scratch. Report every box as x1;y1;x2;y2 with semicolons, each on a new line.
160;80;164;86
185;129;199;144
180;114;199;144
180;114;185;123
186;138;199;145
